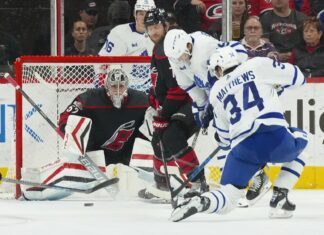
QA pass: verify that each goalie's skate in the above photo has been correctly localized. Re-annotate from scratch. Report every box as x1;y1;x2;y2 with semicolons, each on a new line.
238;169;272;208
269;187;295;219
170;195;210;222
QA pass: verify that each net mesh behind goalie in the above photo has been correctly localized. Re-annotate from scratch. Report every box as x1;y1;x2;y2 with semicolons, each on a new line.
8;56;151;199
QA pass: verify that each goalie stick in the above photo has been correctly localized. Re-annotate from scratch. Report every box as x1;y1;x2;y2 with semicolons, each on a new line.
0;173;119;194
3;73;117;197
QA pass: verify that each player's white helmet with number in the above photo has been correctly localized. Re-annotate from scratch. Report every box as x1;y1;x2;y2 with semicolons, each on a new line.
134;0;156;13
105;65;129;109
164;29;192;59
208;46;240;76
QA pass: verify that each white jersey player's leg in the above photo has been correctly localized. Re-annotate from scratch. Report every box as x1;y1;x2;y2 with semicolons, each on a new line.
268;128;309;218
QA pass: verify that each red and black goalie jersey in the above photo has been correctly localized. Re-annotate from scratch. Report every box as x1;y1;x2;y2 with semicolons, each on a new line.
58;87;149;166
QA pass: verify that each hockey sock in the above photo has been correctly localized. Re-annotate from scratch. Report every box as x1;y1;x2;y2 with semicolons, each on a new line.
202;184;244;214
274;155;306;190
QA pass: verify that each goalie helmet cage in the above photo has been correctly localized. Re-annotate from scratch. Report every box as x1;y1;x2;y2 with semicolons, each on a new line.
9;56;151;199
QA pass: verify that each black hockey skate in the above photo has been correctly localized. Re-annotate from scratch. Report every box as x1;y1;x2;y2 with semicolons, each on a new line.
238;169;272;207
269;187;295;218
170;194;210;222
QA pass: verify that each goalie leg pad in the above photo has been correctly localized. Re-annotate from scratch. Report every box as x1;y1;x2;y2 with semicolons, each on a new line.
106;163;146;197
22;150;106;200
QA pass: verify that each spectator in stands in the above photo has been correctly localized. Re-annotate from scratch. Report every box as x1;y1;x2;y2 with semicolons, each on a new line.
166;11;178;28
199;0;222;34
290;0;311;16
79;0;99;36
241;16;279;59
173;0;205;33
0;26;21;73
65;20;96;55
310;0;324;16
248;0;273;17
209;0;249;40
87;0;131;54
248;0;310;17
65;0;99;52
98;0;155;56
260;0;305;62
290;16;324;77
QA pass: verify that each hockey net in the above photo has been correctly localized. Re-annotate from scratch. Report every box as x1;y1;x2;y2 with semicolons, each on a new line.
0;56;222;199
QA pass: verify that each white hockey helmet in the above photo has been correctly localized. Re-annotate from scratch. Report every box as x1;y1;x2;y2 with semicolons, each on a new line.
134;0;156;13
105;64;129;109
208;46;240;76
164;29;192;59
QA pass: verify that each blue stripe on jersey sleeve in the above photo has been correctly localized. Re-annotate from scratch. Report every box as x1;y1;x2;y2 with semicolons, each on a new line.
229;41;240;47
184;82;196;92
235;49;248;54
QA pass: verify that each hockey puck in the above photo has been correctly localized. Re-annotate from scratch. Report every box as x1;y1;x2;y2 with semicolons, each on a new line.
83;202;94;207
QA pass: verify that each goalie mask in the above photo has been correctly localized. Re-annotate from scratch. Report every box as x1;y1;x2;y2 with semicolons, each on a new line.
105;65;129;109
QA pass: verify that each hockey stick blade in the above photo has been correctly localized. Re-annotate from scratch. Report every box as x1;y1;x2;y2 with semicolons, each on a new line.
0;173;119;194
3;73;117;197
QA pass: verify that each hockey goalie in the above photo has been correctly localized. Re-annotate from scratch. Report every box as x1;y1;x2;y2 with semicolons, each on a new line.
22;65;151;200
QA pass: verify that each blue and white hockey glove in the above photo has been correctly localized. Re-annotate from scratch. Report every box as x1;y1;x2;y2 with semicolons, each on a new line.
191;102;214;129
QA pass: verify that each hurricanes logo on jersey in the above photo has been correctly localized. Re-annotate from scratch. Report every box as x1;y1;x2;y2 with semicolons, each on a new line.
206;4;222;19
101;120;135;151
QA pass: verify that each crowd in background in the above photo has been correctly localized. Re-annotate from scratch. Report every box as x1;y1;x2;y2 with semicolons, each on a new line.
0;0;323;77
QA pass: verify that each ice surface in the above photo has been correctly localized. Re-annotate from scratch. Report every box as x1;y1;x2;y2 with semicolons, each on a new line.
0;190;323;235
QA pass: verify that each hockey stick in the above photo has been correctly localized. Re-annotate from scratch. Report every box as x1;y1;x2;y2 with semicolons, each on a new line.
191;130;200;149
171;146;221;197
0;173;119;194
159;139;178;208
3;73;117;197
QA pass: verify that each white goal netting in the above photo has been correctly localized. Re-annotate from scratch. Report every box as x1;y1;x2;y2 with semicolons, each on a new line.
2;56;151;198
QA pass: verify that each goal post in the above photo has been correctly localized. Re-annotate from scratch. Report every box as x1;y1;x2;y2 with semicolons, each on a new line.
12;56;151;198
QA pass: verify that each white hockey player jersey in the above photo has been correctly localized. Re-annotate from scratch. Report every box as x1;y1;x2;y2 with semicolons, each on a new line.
168;31;248;107
209;57;305;149
98;22;154;56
